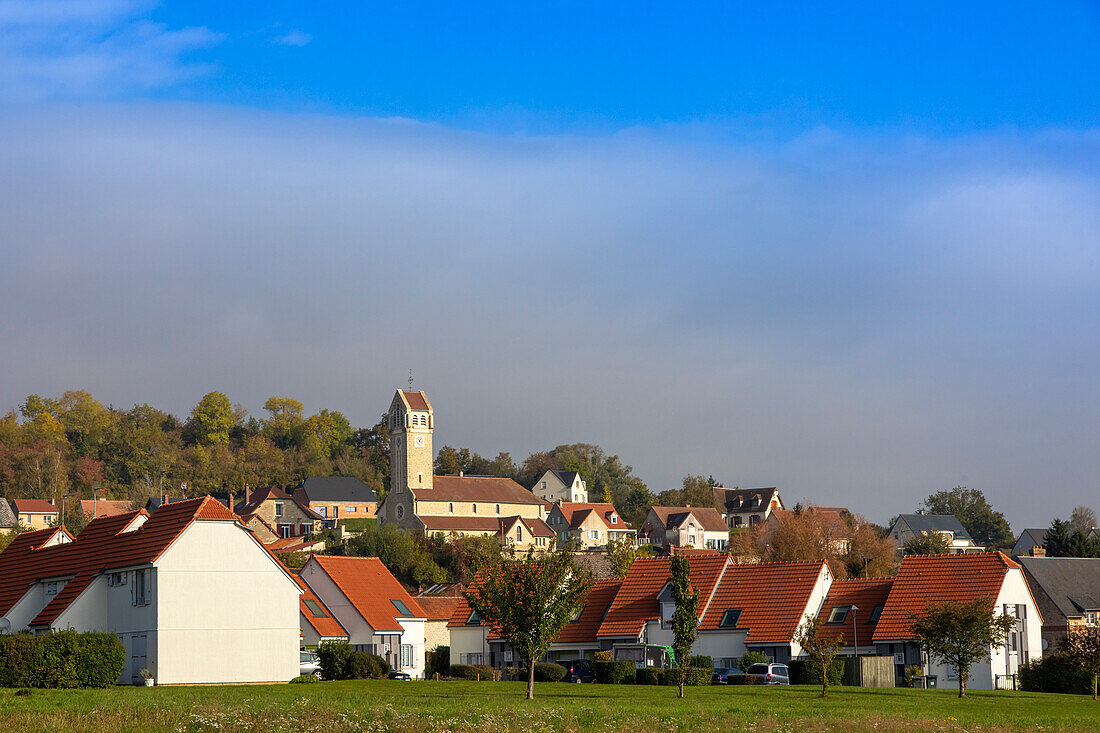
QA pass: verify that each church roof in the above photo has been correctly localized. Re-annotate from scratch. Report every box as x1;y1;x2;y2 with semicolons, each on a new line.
400;390;430;411
411;475;543;505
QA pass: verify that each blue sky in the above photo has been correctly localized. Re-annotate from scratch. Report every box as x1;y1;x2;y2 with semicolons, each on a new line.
1;1;1099;528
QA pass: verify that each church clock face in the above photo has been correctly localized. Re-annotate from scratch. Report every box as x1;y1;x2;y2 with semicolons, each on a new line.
414;435;425;447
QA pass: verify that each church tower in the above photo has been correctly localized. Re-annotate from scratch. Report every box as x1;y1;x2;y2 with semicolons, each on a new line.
388;389;434;493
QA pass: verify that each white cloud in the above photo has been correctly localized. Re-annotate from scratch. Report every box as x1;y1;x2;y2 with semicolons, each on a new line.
0;0;222;101
272;29;310;47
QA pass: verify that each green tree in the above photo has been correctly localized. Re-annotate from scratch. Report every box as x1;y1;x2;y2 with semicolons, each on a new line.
464;540;593;700
1045;519;1072;557
605;534;640;579
923;487;1012;548
658;474;719;508
793;613;846;698
619;486;656;528
904;531;952;556
519;444;647;508
910;599;1016;698
1061;626;1100;700
670;553;699;698
186;392;239;446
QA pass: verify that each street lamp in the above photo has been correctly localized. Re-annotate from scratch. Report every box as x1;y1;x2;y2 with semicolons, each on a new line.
850;605;861;687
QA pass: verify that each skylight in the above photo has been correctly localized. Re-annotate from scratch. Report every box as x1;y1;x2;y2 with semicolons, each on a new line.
825;606;850;624
868;604;884;625
391;599;413;616
719;609;742;628
303;599;328;618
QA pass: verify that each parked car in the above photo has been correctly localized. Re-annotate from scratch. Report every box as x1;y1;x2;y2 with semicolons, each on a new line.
300;651;321;679
745;663;789;685
388;671;412;681
711;667;743;684
560;659;595;683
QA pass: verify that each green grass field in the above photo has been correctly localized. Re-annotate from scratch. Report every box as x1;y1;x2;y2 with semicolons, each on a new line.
2;680;1097;733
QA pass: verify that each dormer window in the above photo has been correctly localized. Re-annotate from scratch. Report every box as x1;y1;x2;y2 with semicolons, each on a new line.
610;514;617;524
274;502;284;518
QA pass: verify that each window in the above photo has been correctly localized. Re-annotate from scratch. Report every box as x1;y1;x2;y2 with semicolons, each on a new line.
303;599;328;617
300;523;312;536
588;529;599;540
317;506;327;517
400;644;412;669
826;606;850;624
333;506;339;519
472;504;477;514
448;503;454;514
868;605;884;626
45;581;58;596
1087;611;1098;626
719;609;742;628
495;504;501;515
688;534;696;545
346;506;356;513
516;526;523;542
610;514;617;524
132;569;150;606
280;524;292;538
541;481;547;490
274;502;284;517
391;599;413;617
396;505;405;520
417;472;423;485
569;605;585;623
467;610;482;626
107;572;127;587
734;516;743;527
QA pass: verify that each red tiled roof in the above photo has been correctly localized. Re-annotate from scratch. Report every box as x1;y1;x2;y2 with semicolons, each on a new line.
699;561;827;644
79;500;134;519
401;390;430;411
557;503;621;531
412;475;543;505
504;515;555;539
597;555;729;638
814;578;894;646
12;499;59;514
873;552;1018;642
236;486;323;521
767;507;851;534
416;596;461;621
306;556;426;633
0;497;241;627
554;579;622;645
649;506;728;533
292;574;348;639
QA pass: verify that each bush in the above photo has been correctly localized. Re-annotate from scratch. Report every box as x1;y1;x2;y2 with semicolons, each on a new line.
503;666;525;681
290;674;319;684
0;631;125;689
636;667;661;685
534;663;567;682
739;651;770;668
317;643;389;680
657;668;712;686
686;655;713;670
594;660;636;684
728;674;766;685
788;658;846;686
425;646;449;678
448;664;496;681
1020;653;1094;695
593;650;613;662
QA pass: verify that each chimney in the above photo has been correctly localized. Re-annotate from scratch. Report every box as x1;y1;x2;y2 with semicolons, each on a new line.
459;470;464;478
1030;546;1046;557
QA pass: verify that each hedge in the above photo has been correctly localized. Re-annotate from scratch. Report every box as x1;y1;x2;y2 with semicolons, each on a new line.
788;659;846;686
636;668;661;685
290;674;319;684
317;642;390;680
739;651;770;668
594;660;636;684
1020;653;1094;695
448;664;497;681
728;674;766;685
534;663;567;682
686;655;713;670
657;668;712;686
0;631;125;688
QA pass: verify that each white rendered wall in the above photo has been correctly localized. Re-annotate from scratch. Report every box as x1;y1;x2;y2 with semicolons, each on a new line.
299;560;377;646
449;625;488;665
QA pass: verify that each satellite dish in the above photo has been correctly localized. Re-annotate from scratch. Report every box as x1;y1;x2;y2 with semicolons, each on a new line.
0;618;11;635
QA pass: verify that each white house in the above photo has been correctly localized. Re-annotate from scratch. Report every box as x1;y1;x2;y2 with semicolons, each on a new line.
0;496;301;685
638;506;729;550
531;469;589;504
299;555;427;678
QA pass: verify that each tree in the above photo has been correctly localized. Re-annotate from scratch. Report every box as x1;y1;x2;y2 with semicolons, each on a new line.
186;392;239;446
463;541;593;700
670;553;699;698
842;520;898;577
1045;519;1072;557
1061;626;1100;700
1069;506;1098;537
923;487;1012;548
658;474;719;508
605;534;639;579
793;613;846;698
903;531;952;556
909;599;1016;698
518;444;647;508
619;486;656;528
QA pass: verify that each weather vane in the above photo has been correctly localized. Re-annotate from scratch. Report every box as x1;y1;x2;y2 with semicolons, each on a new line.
408;369;414;389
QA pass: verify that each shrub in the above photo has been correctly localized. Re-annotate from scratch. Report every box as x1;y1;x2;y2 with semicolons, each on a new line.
534;663;567;682
728;674;766;685
739;651;770;668
687;655;713;670
788;658;846;686
636;667;661;685
290;674;319;684
594;660;636;684
448;664;496;681
594;650;613;662
1020;653;1094;695
503;666;525;681
317;643;389;680
425;646;450;678
0;631;125;689
656;668;711;686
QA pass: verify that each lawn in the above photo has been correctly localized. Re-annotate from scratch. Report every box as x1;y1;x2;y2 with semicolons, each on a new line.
1;680;1097;733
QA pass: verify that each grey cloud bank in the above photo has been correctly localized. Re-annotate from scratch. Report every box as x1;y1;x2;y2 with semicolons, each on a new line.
1;104;1098;530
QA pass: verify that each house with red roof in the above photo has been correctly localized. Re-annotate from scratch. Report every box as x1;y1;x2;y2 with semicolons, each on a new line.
871;552;1041;689
11;499;59;529
235;486;323;540
638;506;729;550
292;574;348;649
815;577;894;657
298;555;428;678
546;502;636;548
0;496;302;685
80;499;135;521
448;578;624;667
